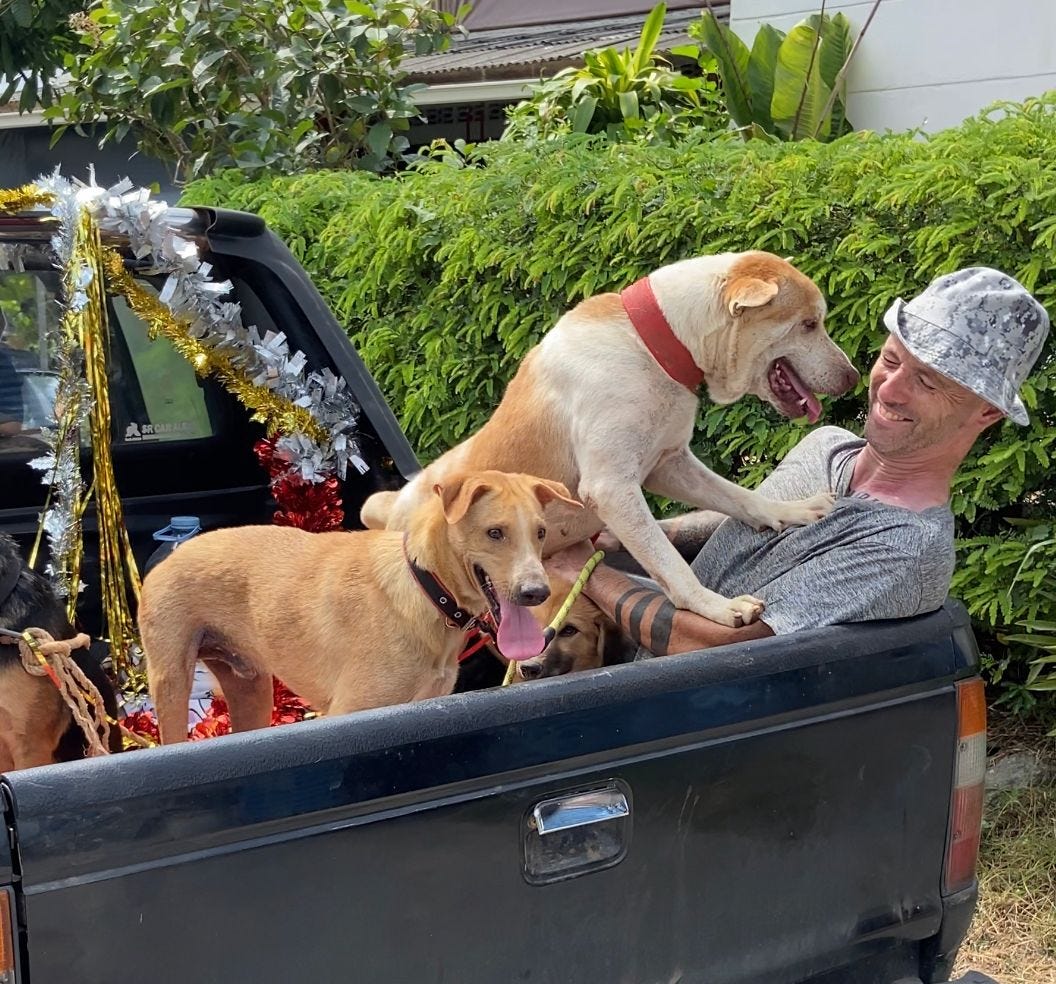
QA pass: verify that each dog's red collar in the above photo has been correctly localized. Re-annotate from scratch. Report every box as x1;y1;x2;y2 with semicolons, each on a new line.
620;276;704;392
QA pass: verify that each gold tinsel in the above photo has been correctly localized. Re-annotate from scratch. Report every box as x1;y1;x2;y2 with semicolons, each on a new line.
102;250;329;446
0;185;54;214
77;213;143;675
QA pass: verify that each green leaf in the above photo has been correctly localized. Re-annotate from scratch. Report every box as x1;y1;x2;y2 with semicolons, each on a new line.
668;44;700;60
771;22;832;140
632;3;666;75
694;11;752;128
570;96;598;133
619;90;640;122
192;50;226;80
746;24;782;131
18;75;37;113
10;0;32;29
367;119;392;158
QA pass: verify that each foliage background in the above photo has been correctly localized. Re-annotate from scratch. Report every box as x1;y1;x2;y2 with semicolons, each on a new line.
183;95;1056;703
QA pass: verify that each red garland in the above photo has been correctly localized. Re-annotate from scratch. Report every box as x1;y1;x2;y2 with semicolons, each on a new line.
121;436;341;745
253;437;345;532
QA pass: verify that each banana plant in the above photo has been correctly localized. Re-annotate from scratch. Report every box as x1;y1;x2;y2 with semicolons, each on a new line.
681;1;881;142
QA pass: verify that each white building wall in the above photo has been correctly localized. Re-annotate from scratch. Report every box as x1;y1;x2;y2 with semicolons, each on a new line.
729;0;1056;133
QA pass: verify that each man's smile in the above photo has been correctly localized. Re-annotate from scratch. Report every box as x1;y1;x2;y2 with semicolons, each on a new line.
874;402;912;423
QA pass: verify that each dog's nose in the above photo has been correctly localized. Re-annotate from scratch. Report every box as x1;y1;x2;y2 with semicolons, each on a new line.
518;661;544;680
840;365;861;392
514;582;550;606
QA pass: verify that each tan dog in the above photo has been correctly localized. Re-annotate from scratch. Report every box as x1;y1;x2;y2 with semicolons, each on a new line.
362;251;858;626
139;471;581;743
512;578;637;682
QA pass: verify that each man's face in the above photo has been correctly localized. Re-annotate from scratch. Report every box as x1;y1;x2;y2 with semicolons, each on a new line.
865;335;997;455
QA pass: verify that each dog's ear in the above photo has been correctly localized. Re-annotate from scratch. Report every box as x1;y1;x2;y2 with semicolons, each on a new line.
598;618;638;667
532;479;583;512
725;276;780;316
434;476;492;525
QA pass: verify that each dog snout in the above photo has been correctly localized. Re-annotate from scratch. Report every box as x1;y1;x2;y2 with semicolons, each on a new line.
517;661;544;681
839;364;861;393
513;582;550;606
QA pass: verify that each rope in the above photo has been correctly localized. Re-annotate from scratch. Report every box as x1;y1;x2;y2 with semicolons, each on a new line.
502;550;605;687
0;627;111;756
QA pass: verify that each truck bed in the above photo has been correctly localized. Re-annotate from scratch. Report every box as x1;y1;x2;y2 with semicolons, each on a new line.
2;602;978;984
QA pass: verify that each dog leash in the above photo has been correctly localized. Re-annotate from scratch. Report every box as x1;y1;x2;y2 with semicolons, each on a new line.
501;549;605;687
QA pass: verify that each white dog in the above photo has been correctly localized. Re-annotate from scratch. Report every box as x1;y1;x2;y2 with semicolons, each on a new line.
362;251;859;627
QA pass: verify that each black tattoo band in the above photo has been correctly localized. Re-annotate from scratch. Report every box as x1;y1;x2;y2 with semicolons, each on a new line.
613;588;650;628
627;594;656;643
647;599;676;655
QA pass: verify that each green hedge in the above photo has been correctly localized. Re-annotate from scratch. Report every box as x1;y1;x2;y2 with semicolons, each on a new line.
183;95;1056;703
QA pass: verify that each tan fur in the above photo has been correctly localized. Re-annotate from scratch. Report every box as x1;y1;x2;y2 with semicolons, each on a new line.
139;471;580;744
362;251;859;627
0;663;70;771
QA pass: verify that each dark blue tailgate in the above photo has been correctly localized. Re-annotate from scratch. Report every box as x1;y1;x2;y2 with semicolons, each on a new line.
2;603;977;984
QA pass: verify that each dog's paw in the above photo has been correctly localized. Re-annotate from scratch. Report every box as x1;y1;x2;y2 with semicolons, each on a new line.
675;588;766;627
727;594;766;626
758;492;836;532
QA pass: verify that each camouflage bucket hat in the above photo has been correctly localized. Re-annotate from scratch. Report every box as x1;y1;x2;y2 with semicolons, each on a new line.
882;267;1050;425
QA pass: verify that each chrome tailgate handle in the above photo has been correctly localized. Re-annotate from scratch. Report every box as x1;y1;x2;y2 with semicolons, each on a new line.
533;786;629;835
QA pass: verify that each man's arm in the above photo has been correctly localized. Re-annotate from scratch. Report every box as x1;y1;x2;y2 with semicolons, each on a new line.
658;510;728;558
579;562;773;655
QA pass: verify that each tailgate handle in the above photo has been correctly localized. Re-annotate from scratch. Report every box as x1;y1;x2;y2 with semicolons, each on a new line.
533;786;629;835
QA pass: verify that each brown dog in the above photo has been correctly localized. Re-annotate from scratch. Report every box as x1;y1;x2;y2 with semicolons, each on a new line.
0;533;122;770
512;577;638;682
362;251;858;628
139;470;582;743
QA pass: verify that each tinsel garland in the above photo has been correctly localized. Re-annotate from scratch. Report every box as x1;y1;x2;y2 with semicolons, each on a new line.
20;175;93;613
102;251;329;445
0;185;53;213
3;171;358;741
81;215;142;668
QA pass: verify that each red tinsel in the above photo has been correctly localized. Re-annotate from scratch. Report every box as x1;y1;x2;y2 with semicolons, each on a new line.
122;679;314;745
254;436;345;532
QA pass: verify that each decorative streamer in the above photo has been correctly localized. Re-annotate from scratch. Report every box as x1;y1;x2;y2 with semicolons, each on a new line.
79;213;142;673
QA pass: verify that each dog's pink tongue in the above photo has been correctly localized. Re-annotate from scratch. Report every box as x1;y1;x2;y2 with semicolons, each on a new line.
496;597;545;662
781;359;823;424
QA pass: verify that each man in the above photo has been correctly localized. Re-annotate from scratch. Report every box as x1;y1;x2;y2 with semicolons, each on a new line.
545;267;1050;656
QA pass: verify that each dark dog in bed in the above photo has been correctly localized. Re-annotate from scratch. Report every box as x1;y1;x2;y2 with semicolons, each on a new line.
0;533;122;770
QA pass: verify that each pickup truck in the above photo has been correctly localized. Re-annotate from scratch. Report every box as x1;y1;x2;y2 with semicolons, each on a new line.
0;203;994;984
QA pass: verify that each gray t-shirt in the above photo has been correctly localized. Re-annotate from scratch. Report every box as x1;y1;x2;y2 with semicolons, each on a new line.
690;426;955;635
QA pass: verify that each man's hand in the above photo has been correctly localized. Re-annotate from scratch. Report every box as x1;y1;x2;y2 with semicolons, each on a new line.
544;539;598;583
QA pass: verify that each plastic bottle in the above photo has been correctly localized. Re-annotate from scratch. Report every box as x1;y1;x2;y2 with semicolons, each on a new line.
143;515;202;578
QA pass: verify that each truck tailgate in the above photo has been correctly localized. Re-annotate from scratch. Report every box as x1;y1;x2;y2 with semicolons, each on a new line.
2;603;976;984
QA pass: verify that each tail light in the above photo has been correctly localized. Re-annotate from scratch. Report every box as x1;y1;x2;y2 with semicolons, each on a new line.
943;678;987;894
0;887;16;982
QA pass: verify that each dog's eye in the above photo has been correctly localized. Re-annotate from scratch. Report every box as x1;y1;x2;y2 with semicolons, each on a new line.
486;527;504;541
802;318;818;332
537;527;546;541
558;624;579;637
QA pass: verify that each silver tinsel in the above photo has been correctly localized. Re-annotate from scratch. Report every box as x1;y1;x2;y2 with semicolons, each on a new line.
78;175;369;481
25;172;95;597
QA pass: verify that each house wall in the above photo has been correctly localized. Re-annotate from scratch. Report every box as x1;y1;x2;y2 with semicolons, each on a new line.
729;0;1056;133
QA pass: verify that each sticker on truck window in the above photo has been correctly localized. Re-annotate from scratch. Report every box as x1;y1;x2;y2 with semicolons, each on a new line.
124;420;197;441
